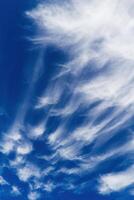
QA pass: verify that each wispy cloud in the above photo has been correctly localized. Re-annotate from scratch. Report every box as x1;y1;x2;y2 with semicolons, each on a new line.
28;191;40;200
17;163;40;182
27;0;134;141
11;186;21;196
43;181;56;192
28;123;45;139
0;176;9;186
26;1;134;196
98;165;134;194
1;0;133;198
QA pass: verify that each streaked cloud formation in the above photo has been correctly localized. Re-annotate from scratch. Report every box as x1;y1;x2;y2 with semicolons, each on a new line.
1;0;134;199
98;165;134;194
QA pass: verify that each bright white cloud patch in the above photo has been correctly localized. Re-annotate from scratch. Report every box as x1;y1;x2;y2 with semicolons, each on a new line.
27;0;134;61
16;141;33;155
98;165;134;194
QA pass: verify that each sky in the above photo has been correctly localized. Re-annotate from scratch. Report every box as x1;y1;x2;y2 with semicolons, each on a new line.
0;0;134;199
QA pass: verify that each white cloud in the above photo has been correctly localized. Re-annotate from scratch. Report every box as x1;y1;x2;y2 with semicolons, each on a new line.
42;166;54;176
35;84;62;109
57;144;80;160
26;0;134;150
0;139;15;154
27;0;134;61
27;0;134;119
78;61;134;108
17;164;40;182
48;123;101;160
48;126;64;147
98;165;134;194
0;125;33;161
24;0;134;196
11;186;21;196
49;95;81;117
0;176;9;185
16;141;33;155
43;181;55;192
10;155;25;167
58;167;80;175
28;124;45;139
28;191;40;200
71;124;101;143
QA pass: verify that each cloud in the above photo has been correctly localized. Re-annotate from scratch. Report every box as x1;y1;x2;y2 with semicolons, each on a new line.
43;181;56;192
35;84;62;109
10;155;25;167
27;0;134;111
28;191;40;200
0;129;32;156
28;123;45;139
0;126;29;155
58;167;80;175
42;166;54;176
48;126;65;147
17;163;40;182
98;165;134;194
16;141;33;155
0;176;9;185
0;139;15;154
6;0;134;197
11;186;21;196
27;0;134;146
27;0;134;61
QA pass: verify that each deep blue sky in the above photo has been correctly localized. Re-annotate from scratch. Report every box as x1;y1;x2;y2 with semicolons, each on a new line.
0;0;134;200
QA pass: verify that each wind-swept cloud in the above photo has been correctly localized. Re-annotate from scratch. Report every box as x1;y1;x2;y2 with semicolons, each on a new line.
27;0;134;62
27;0;134;135
98;165;134;194
26;1;134;197
1;0;133;198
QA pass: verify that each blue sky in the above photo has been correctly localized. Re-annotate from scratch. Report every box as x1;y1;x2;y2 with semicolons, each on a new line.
0;0;134;199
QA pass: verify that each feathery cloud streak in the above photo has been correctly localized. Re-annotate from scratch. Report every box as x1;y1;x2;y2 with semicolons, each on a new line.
1;0;134;199
25;0;134;196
